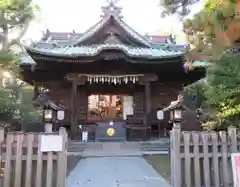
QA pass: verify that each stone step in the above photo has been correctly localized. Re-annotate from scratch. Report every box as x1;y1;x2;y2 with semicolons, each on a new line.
68;142;86;152
67;141;170;153
95;137;126;142
140;142;170;152
141;143;169;146
140;147;169;151
140;146;169;150
141;148;169;152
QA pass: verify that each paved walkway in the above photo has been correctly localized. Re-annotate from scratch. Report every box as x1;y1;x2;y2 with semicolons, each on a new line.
67;157;171;187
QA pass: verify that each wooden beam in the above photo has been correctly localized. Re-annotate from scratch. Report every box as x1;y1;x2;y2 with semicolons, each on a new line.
138;74;158;85
65;73;87;85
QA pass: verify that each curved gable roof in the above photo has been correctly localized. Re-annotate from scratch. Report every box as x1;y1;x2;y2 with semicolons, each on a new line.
74;15;152;47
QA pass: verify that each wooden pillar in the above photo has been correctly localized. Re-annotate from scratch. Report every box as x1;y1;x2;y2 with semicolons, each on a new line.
66;73;87;139
145;82;151;114
70;80;78;138
138;74;157;115
33;82;39;100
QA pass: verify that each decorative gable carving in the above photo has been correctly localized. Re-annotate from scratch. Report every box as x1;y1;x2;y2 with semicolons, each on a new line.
101;0;123;19
104;32;122;44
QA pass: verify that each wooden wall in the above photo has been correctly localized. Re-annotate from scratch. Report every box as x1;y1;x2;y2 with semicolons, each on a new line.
46;81;185;126
150;82;181;109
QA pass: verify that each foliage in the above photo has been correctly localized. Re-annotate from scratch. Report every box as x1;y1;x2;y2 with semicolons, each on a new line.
0;50;20;73
159;0;200;18
0;0;39;122
18;84;39;118
162;0;240;130
183;0;237;60
204;54;240;128
0;0;40;49
185;54;240;130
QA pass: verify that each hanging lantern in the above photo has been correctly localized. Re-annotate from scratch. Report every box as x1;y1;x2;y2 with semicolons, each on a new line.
170;105;183;122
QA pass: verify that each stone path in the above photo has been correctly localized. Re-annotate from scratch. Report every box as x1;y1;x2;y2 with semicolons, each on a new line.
67;157;171;187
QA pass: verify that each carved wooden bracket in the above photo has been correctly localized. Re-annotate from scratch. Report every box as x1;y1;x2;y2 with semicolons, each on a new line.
137;74;158;85
65;73;87;85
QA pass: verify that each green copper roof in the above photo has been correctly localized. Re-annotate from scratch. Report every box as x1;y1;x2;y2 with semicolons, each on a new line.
23;7;188;61
20;52;35;65
75;15;152;47
25;43;185;59
74;15;188;52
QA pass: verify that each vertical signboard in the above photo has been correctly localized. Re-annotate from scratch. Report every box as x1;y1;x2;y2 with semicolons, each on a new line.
82;131;88;142
231;153;240;187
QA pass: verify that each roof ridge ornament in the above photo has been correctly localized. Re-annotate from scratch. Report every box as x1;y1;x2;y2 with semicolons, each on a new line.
101;0;123;20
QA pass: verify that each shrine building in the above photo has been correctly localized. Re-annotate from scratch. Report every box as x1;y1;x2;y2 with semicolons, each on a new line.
20;1;206;141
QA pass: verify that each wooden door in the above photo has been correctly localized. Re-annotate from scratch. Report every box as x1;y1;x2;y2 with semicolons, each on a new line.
133;93;145;117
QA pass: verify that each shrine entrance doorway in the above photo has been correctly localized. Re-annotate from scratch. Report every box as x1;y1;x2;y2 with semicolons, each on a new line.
87;94;134;142
87;94;134;121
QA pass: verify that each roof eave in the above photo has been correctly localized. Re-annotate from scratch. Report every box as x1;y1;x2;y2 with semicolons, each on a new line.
24;46;185;61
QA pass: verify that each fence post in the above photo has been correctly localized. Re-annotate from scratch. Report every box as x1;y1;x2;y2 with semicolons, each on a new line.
171;125;181;187
45;123;53;133
228;126;237;153
0;128;4;187
46;125;53;187
57;128;67;187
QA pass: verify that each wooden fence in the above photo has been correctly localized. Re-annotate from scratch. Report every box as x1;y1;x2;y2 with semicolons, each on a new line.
0;127;68;187
171;126;238;187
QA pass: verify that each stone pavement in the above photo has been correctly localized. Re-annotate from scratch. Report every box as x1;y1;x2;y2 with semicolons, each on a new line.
67;157;171;187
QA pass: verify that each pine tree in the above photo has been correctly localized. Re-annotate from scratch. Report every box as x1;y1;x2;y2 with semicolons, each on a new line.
0;0;39;122
159;0;200;18
163;0;240;129
204;54;240;128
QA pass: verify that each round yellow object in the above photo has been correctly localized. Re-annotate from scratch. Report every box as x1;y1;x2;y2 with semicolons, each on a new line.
106;128;115;136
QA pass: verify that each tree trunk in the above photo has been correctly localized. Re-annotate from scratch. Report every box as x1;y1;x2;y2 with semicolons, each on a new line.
1;9;8;50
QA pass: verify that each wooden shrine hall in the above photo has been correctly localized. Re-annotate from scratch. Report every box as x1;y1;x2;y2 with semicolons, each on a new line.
20;0;205;141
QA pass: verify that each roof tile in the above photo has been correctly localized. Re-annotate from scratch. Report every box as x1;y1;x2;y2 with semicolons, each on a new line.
28;43;185;59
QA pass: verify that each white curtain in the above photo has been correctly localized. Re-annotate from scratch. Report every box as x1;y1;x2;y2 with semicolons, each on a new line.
123;96;134;120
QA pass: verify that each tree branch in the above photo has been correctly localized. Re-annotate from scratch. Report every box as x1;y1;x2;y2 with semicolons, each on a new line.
7;21;30;48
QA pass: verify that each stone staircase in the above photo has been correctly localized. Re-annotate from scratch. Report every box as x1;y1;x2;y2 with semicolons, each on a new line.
140;141;170;154
67;141;86;154
67;139;170;156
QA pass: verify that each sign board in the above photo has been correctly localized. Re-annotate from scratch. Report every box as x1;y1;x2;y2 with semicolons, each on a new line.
82;131;88;142
57;110;64;120
40;135;63;152
157;110;164;120
231;153;240;187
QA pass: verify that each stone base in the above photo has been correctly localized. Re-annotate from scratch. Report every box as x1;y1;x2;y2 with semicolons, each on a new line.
95;121;126;142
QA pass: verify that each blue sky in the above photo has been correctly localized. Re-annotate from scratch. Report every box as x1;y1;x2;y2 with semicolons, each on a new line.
25;0;204;42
